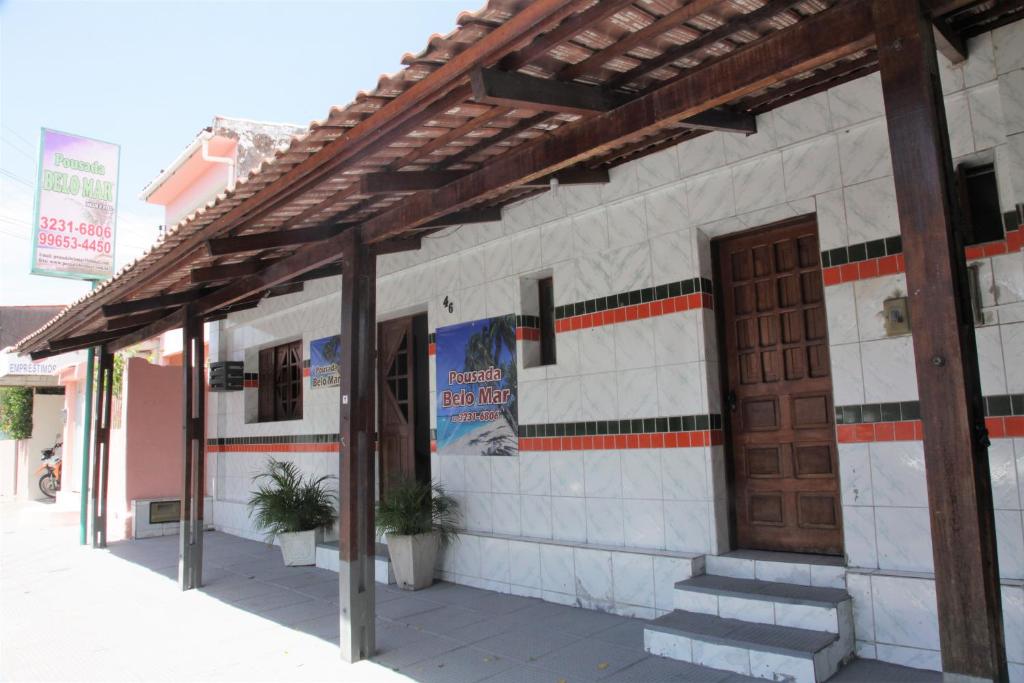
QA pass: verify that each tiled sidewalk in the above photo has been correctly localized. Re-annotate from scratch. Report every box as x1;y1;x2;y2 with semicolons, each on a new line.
0;503;939;682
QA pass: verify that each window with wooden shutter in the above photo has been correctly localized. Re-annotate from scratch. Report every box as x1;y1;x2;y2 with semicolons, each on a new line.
257;340;303;422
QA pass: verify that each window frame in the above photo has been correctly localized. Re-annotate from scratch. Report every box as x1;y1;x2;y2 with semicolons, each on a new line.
257;340;303;422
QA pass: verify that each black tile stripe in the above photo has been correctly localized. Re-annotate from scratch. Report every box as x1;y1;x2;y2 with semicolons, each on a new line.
554;277;712;321
517;413;722;438
822;235;902;268
837;395;1024;424
207;433;340;446
985;394;1024;417
515;314;541;328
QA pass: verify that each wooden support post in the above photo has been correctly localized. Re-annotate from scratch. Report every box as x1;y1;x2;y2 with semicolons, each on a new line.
872;0;1007;680
179;308;205;590
337;228;376;663
90;347;114;548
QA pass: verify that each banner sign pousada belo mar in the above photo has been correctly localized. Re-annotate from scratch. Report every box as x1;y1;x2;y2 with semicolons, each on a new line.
31;128;120;281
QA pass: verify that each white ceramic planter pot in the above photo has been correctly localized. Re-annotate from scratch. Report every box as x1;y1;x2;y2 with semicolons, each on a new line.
277;529;317;566
386;532;439;590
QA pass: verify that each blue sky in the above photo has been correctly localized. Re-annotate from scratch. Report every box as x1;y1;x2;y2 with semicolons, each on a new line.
0;0;465;306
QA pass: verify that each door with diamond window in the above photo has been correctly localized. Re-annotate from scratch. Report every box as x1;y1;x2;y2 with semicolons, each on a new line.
378;317;415;499
716;217;843;555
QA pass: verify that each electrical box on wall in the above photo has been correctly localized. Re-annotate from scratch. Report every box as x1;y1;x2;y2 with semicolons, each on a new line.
883;297;911;336
209;361;244;391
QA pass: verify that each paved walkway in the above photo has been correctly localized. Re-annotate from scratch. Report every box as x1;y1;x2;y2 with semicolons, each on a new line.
1;501;939;682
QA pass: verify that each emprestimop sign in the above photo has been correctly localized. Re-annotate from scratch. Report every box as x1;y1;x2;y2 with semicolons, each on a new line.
31;128;119;280
435;315;518;457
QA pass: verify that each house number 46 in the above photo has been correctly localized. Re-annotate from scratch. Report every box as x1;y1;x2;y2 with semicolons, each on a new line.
442;296;454;313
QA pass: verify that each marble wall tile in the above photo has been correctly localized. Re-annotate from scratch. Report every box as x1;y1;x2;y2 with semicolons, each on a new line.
607;197;648;250
965;33;998;87
551;496;587;542
657;362;707;416
584;452;623;499
579;326;617;375
653;312;702;367
992;252;1024;305
829;73;885;129
843;505;878;568
773;92;831;147
846;572;875;642
1002;584;1024;664
521;495;553;539
875;506;934;572
1018;439;1024;512
618;368;660;418
550;452;585;497
861;336;919;403
440;455;467;492
687;168;736;226
580;371;618;421
1004;323;1024;392
532;185;567;224
572;208;610;255
492;493;522;536
815;189;849;250
508;540;542;589
938;50;966;95
976;324;1008;395
839;443;873;507
540;543;575;594
654;556;696;611
485;277;517;317
993;21;1024;74
464;457;493;493
968;82;1007;150
479;536;511;583
854;273;906;342
622;450;663;499
664;500;711;553
613;552;656;607
601;164;640;205
509;229;542;275
999;71;1024;138
677;131;727;178
650;230;697;284
829;342;866;405
996;509;1024;579
586;498;625;546
946;91;977;159
574;547;615;603
731;152;786;214
871;575;940;650
989;439;1021;510
547;377;581;422
662;449;709;501
838;119;893;186
614;319;657;370
782;136;842;201
824;282;859;345
723;112;777;163
504;198;537;234
460;248;488;289
607;242;654;294
637;146;681;191
562;182;603;216
870;441;928;508
547;330;581;379
844;175;900;244
875;644;941;672
644;183;689;237
623;499;666;549
465;492;494;533
540;218;574;265
518;379;548;424
491;457;520;495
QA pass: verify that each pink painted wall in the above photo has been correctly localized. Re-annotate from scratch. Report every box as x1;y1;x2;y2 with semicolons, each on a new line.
165;150;234;226
122;357;183;502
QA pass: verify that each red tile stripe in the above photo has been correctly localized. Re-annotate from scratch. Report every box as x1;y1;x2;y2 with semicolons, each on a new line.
243;379;258;388
836;416;1023;443
824;227;1022;287
555;293;712;333
208;442;339;453
516;326;541;342
518;430;723;451
428;342;436;356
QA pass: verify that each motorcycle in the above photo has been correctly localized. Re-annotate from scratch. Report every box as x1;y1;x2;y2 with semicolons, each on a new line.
36;441;63;499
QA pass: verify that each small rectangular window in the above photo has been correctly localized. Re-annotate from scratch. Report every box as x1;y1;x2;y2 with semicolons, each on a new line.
957;163;1004;245
538;277;557;366
258;340;303;422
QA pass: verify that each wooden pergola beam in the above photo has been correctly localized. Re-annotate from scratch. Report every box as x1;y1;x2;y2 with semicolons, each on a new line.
420;207;503;229
191;260;272;284
933;18;967;63
105;310;170;331
520;168;609;188
360;0;874;245
101;288;211;317
205;224;345;256
470;66;624;114
360;171;465;193
678;108;757;134
49;328;144;352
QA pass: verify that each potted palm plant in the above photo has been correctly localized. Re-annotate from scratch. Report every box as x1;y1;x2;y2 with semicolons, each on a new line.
248;459;336;566
376;478;460;590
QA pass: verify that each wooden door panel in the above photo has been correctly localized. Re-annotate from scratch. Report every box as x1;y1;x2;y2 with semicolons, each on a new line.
377;317;416;499
717;217;844;556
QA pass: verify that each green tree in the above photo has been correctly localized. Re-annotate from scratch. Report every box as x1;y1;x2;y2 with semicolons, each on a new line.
0;387;33;440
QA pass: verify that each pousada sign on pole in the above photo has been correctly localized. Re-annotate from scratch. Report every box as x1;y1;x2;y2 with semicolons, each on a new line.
31;128;119;280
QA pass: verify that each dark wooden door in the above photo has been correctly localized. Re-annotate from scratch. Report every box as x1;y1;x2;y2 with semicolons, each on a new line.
377;317;415;499
717;218;843;555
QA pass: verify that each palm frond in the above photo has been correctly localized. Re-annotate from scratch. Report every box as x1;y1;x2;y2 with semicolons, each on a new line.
247;459;337;538
376;477;461;547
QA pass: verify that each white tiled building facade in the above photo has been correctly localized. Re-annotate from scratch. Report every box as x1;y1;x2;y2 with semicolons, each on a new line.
206;19;1024;678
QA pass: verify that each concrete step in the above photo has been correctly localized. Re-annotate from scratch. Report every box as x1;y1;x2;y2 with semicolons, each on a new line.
644;610;853;683
314;541;394;584
674;574;852;634
704;550;846;589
